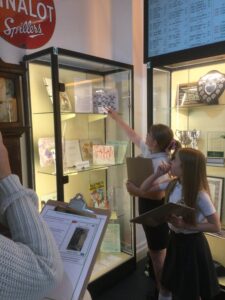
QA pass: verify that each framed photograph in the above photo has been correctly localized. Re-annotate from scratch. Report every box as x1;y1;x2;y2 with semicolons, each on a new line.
177;82;202;107
207;176;224;218
0;73;20;123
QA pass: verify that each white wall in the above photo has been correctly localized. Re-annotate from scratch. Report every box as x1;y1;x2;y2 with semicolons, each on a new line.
0;0;132;64
0;0;147;259
132;0;148;259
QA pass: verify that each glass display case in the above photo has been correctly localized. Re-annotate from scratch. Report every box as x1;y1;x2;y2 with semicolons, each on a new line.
151;57;225;227
23;47;135;292
148;55;225;288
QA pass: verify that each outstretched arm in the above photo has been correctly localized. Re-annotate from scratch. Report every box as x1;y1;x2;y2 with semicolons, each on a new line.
0;132;63;300
106;107;142;147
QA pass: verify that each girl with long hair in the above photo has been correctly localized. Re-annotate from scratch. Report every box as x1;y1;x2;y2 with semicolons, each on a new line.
140;148;221;300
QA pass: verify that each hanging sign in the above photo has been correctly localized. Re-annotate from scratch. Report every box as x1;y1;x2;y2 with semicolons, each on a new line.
0;0;56;49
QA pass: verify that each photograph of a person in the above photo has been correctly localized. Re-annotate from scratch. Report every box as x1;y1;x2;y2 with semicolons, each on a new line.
67;227;89;251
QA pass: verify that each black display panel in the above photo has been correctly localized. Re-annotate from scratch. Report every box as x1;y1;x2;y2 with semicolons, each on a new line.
144;0;225;66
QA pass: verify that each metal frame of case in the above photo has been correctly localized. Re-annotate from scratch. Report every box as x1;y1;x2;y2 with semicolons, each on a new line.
23;47;136;294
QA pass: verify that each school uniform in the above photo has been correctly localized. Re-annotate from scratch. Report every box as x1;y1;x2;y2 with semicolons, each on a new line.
161;181;220;300
138;141;169;250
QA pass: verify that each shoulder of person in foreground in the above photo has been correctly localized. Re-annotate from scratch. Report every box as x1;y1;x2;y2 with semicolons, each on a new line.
0;132;63;300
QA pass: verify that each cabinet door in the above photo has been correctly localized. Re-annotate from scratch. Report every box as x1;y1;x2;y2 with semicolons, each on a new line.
57;66;134;257
152;68;171;125
27;60;58;207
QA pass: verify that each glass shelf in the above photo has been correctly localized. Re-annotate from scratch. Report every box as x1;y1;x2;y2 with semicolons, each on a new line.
33;111;107;122
173;103;225;110
38;162;126;176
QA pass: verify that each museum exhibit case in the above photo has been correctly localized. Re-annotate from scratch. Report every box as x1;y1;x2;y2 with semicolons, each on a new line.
23;47;136;293
144;0;225;290
150;58;225;224
148;54;225;292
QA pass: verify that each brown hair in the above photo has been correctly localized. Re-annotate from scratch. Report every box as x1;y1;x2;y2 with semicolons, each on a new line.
149;124;181;154
150;124;173;151
178;148;210;224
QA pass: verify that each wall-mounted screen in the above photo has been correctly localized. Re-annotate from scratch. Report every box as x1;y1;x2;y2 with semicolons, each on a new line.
144;0;225;65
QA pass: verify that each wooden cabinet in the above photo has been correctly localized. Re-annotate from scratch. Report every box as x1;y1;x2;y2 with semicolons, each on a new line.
0;59;26;181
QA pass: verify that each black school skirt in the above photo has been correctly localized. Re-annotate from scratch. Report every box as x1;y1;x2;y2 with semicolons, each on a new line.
161;231;220;300
138;197;169;251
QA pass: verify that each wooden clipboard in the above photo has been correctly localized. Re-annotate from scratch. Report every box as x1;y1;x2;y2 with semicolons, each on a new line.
42;200;110;300
126;157;153;187
130;202;195;227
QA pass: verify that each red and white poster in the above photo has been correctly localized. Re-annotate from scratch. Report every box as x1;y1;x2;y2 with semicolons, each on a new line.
0;0;56;49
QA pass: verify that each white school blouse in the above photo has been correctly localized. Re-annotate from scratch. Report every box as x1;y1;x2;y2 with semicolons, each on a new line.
163;181;216;234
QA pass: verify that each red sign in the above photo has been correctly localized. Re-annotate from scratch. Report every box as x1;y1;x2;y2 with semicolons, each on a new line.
0;0;56;49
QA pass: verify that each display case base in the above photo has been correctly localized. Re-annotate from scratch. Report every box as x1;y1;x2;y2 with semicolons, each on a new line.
88;254;136;297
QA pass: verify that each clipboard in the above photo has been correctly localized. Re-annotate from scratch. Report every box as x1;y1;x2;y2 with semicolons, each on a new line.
42;200;110;300
126;157;153;186
130;202;195;227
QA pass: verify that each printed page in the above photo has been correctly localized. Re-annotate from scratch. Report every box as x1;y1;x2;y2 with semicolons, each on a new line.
42;204;109;300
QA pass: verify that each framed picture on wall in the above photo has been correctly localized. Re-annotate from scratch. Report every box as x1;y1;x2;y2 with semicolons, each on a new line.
207;176;224;218
176;82;202;107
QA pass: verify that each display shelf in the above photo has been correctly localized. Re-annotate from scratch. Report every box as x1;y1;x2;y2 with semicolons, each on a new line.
173;103;225;111
33;111;106;118
38;162;127;176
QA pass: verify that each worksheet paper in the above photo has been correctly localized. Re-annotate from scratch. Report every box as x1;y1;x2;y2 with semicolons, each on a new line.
42;204;108;300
